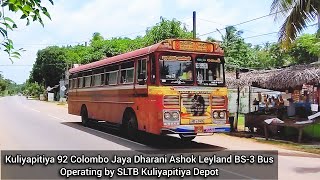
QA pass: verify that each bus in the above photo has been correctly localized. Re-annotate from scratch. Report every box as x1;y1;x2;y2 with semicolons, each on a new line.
68;39;230;141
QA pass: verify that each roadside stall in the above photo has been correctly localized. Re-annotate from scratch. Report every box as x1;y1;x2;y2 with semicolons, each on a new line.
226;64;320;142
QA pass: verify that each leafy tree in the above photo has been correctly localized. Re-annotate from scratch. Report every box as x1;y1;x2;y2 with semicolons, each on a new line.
30;46;67;87
144;17;193;45
0;0;53;62
270;0;320;47
219;26;256;68
23;82;44;98
287;34;319;64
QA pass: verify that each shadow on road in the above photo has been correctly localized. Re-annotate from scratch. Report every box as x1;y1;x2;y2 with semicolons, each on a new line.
294;167;320;174
61;122;226;153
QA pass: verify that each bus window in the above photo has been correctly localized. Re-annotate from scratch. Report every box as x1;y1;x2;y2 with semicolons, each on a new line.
105;73;109;85
84;76;91;87
150;55;156;84
93;68;104;86
195;57;224;86
159;55;193;85
108;71;118;85
136;59;147;83
69;79;72;89
72;78;76;89
120;61;134;84
77;77;82;88
84;71;92;87
105;65;119;85
101;73;105;85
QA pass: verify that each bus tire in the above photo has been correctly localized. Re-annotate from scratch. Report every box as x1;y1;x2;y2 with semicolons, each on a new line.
123;111;139;140
179;134;196;141
81;105;89;127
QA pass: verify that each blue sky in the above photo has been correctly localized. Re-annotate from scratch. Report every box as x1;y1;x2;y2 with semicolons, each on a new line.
0;0;318;84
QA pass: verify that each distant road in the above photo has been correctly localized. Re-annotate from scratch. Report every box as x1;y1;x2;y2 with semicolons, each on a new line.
0;96;319;179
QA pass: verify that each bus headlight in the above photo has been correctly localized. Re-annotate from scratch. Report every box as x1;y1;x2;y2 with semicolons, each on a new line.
164;112;171;120
219;111;225;119
213;111;219;119
172;112;179;120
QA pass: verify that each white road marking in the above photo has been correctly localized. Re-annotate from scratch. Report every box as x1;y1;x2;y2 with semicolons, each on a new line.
23;105;40;113
219;168;257;180
48;114;66;121
85;127;147;147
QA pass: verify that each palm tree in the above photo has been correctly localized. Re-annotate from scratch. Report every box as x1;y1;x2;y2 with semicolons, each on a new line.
270;0;320;47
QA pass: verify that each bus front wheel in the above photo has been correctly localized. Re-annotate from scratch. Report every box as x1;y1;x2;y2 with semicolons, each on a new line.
81;106;89;127
179;134;196;141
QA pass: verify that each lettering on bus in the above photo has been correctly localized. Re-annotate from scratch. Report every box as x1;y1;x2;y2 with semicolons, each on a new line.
161;56;191;61
172;40;214;52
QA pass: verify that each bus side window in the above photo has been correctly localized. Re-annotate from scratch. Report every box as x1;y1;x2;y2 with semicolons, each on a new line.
105;73;109;85
150;55;156;84
105;65;119;85
120;61;134;84
136;59;147;83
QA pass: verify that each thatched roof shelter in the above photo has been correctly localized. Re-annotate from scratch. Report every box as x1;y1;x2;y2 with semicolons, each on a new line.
226;64;320;90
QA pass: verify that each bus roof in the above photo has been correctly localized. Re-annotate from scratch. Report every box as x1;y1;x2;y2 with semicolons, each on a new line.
69;39;223;74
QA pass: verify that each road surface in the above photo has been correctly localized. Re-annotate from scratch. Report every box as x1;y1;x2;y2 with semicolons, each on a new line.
0;96;319;179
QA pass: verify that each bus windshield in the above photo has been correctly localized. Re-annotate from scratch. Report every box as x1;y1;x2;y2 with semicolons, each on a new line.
159;55;193;85
195;56;224;86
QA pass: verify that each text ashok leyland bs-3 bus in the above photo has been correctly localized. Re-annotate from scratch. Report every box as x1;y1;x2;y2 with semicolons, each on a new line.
68;39;230;141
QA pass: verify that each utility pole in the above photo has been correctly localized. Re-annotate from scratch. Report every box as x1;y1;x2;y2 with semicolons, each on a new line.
193;11;196;40
235;68;240;131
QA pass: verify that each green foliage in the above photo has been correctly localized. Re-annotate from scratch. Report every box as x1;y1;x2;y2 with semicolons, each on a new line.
144;17;193;45
0;0;53;62
270;0;320;47
219;26;257;68
23;82;44;98
30;46;67;87
27;17;319;88
28;17;195;87
217;26;319;69
0;73;24;96
288;34;320;64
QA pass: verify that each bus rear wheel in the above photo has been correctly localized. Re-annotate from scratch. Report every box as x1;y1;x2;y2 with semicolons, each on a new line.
179;134;196;141
81;106;89;127
123;112;139;140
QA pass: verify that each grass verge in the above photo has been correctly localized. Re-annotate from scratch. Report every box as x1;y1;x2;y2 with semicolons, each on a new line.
254;138;320;155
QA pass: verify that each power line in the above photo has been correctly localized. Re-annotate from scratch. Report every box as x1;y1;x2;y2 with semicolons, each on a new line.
198;7;293;37
198;18;261;35
14;41;88;47
0;63;69;67
243;32;278;39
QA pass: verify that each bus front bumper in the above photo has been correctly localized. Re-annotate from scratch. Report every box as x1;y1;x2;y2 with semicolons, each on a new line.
161;124;230;135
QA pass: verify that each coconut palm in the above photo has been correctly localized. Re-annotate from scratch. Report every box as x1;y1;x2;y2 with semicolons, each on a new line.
270;0;320;47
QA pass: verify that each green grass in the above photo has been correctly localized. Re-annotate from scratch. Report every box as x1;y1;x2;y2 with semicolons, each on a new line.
238;115;244;126
228;114;320;155
57;102;67;105
254;138;320;155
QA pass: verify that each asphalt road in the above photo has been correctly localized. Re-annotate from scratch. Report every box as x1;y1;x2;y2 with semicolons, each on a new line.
0;96;319;179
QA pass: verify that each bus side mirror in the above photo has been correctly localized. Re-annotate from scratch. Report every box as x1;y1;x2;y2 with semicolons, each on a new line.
138;73;146;85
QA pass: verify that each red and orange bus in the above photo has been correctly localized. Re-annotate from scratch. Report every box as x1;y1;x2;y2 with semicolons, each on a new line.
68;39;230;141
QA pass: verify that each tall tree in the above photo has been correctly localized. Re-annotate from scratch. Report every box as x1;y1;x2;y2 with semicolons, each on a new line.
219;26;256;68
30;46;67;87
144;17;193;45
270;0;320;47
288;33;319;64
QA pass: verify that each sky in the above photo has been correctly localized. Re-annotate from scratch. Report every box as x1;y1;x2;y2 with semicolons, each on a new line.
0;0;318;84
